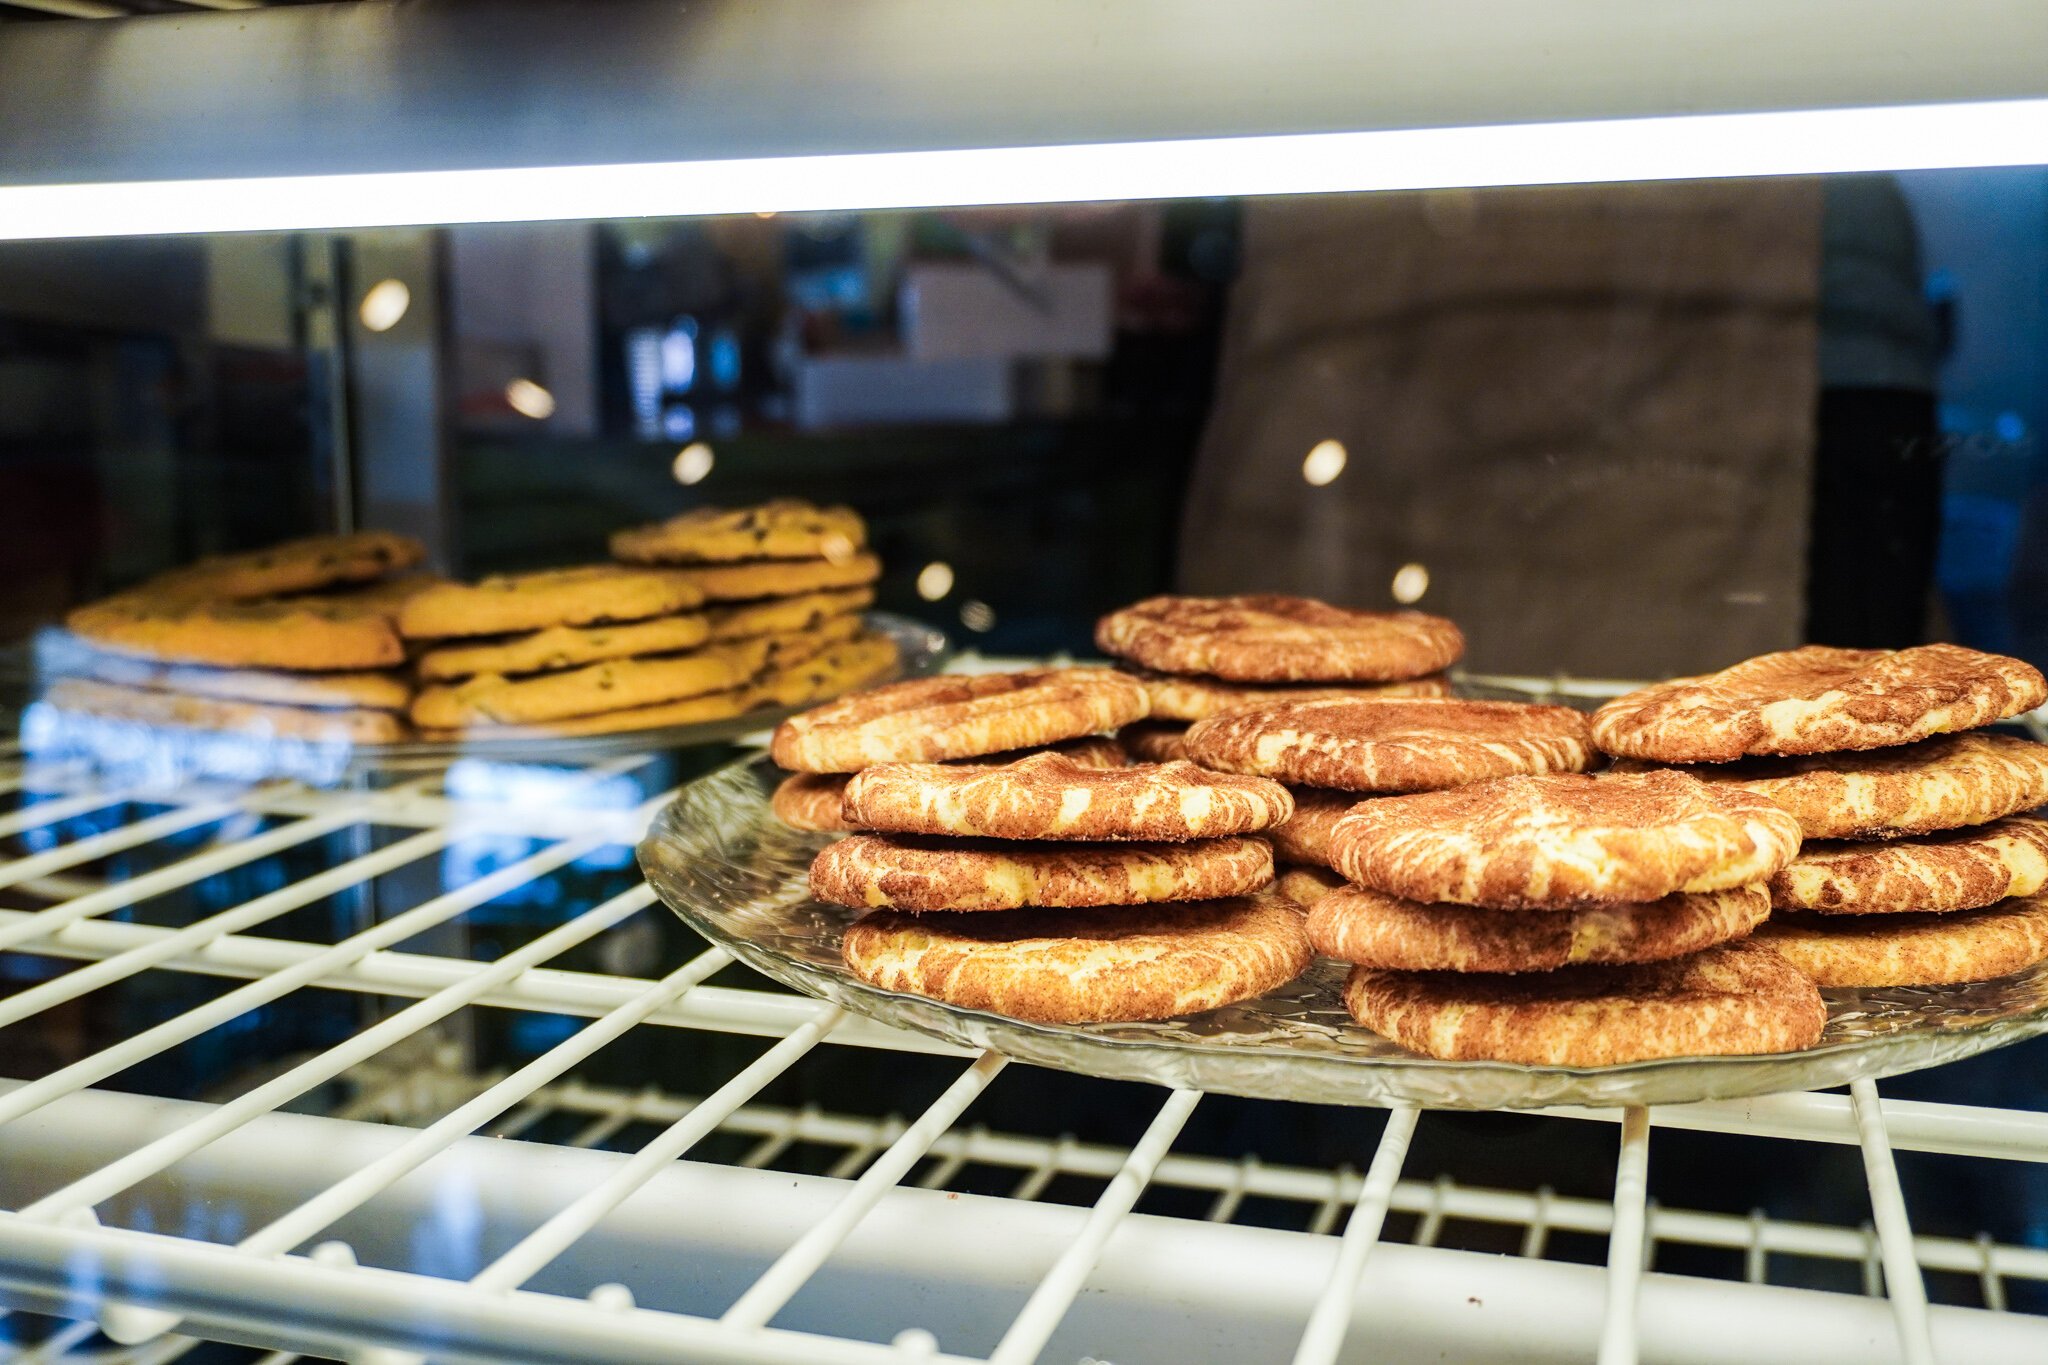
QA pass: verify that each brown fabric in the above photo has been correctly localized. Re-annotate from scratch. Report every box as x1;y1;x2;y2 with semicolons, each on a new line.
1179;182;1823;679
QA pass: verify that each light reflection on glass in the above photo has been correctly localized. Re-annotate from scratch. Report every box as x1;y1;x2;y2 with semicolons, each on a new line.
357;278;411;332
671;442;715;485
504;378;556;420
1391;562;1430;604
1303;439;1347;487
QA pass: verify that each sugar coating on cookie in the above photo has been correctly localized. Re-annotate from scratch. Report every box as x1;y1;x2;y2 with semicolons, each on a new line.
1119;721;1190;764
1769;815;2048;914
1096;594;1462;683
1657;731;2048;841
841;893;1312;1023
1265;787;1357;869
1138;669;1452;722
1186;697;1594;792
1331;770;1803;910
772;736;1128;834
1310;884;1769;973
1344;940;1826;1066
842;753;1292;842
808;832;1274;912
1591;644;2046;763
1274;864;1346;909
1755;895;2048;986
774;772;861;833
771;668;1148;773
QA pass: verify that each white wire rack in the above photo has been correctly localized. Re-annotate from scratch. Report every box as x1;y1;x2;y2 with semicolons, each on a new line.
2;738;2048;1365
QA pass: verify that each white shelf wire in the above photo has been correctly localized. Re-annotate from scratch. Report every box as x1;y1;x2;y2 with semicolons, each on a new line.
0;742;2045;1364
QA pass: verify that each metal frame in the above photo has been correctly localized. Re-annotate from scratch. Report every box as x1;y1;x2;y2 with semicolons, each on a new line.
1;744;2046;1363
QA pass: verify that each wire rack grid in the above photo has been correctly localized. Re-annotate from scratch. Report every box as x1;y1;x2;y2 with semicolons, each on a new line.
0;716;2046;1365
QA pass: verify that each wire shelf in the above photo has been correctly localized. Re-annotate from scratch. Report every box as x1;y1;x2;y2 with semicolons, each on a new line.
1;712;2046;1364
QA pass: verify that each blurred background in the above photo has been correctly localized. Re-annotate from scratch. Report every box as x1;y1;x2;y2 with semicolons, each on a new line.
2;172;2043;676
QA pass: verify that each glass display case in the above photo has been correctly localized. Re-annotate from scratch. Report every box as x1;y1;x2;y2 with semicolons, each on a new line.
4;3;2048;1363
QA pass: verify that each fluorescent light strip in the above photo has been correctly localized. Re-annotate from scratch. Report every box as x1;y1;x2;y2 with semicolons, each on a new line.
5;97;2048;240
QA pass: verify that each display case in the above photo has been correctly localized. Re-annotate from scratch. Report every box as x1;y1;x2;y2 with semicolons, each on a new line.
5;4;2048;1363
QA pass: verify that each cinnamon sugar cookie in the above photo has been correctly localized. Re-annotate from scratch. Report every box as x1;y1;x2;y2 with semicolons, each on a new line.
1185;698;1594;792
771;735;1129;834
1755;898;2048;986
1097;594;1462;682
1310;884;1769;973
773;772;863;834
1330;770;1803;909
770;668;1147;773
1344;940;1826;1066
843;753;1291;842
1591;644;2047;763
1663;732;2048;841
1266;787;1357;868
1119;722;1189;764
610;499;867;564
1138;670;1452;722
841;893;1312;1024
809;833;1273;912
1769;816;2048;914
1275;864;1346;909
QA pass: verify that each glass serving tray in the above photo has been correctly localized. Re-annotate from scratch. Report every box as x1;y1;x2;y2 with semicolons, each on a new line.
641;754;2048;1110
12;614;949;783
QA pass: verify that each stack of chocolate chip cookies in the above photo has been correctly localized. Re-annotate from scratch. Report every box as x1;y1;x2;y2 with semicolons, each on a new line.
772;668;1314;1023
402;561;895;739
49;499;903;748
611;499;880;638
1093;594;1461;763
54;531;432;744
1316;769;1826;1066
1594;644;2048;990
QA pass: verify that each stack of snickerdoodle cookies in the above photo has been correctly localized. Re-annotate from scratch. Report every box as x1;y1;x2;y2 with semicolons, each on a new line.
1093;594;1461;763
1314;769;1824;1066
55;531;432;744
1595;644;2048;990
1180;694;1599;907
774;669;1315;1023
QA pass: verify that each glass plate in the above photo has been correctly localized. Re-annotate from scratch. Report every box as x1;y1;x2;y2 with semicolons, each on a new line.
12;614;949;784
641;755;2048;1110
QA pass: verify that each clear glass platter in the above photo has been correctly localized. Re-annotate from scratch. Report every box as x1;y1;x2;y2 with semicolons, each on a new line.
11;614;949;784
641;754;2048;1110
